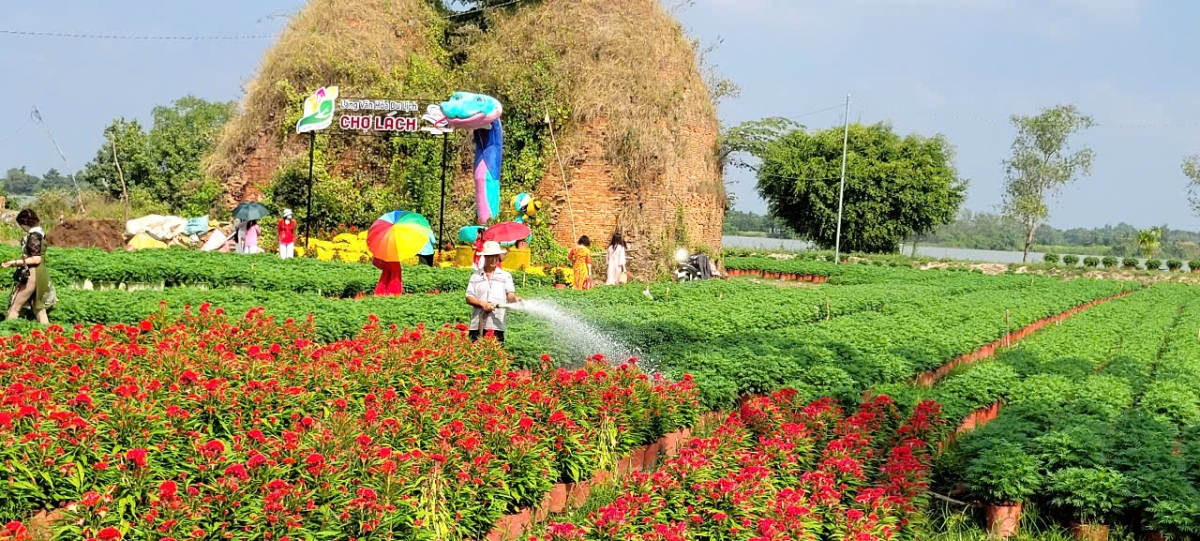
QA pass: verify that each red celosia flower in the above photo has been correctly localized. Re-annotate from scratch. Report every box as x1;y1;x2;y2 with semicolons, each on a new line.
5;522;27;538
97;527;122;541
125;448;148;468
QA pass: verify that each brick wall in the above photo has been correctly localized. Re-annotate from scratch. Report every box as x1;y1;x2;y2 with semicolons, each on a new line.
536;116;724;278
222;132;303;206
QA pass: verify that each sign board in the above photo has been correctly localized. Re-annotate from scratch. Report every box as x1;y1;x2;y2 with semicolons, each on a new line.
296;86;339;134
336;98;453;135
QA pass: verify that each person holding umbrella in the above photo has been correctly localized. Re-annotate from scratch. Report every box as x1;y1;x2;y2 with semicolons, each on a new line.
465;241;522;343
367;211;434;297
242;220;262;254
418;238;435;267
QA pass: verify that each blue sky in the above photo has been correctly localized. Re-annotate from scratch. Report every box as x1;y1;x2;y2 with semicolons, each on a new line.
2;0;1198;229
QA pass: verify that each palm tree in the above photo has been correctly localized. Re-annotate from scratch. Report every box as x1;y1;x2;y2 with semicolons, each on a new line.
1137;227;1161;259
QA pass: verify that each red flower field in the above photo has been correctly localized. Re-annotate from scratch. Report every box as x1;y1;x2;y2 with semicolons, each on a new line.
0;305;699;541
0;304;942;541
538;392;944;541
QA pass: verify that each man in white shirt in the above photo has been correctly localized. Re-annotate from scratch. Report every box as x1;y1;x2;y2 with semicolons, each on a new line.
465;241;522;343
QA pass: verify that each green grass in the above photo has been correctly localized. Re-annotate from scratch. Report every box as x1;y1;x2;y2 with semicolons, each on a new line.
927;501;1138;541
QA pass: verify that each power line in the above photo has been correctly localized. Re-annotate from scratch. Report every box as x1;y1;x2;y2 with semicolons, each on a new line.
0;29;276;41
791;103;846;120
0;121;29;147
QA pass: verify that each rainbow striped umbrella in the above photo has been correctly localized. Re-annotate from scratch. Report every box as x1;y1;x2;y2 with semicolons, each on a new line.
367;211;434;262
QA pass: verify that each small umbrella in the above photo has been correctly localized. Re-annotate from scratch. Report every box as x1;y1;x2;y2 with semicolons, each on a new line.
482;221;532;244
367;211;434;262
232;202;269;222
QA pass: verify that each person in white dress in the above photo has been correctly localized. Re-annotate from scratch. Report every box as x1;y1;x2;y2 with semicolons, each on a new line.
606;232;628;285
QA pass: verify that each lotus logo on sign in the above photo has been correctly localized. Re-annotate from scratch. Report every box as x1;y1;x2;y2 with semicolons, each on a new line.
296;86;339;134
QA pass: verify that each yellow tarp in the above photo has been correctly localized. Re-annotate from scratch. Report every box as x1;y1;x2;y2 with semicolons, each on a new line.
126;232;168;251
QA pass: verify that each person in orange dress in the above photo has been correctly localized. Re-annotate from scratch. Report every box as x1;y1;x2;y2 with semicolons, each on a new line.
568;236;593;290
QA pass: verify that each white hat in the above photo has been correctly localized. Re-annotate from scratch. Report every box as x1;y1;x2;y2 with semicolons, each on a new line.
283;209;293;218
476;240;506;256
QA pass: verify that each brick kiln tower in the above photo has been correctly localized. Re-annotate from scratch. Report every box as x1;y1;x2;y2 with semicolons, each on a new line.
205;0;444;205
208;0;724;276
475;0;725;275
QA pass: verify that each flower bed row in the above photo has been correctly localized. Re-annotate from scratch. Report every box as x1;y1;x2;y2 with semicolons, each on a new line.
0;307;701;541
533;391;946;541
722;256;838;279
0;247;555;298
912;291;1132;386
486;427;695;541
926;284;1200;540
726;268;830;283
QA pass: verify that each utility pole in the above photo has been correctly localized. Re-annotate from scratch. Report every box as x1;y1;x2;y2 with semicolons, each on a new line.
834;94;850;264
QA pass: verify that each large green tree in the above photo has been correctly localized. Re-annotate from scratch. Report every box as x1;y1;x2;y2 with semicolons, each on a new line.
2;167;39;196
1002;105;1095;262
745;121;965;253
146;96;236;214
79;96;235;215
78;119;153;199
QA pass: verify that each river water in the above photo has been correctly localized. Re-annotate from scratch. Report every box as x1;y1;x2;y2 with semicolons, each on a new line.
723;235;1049;263
723;235;1182;269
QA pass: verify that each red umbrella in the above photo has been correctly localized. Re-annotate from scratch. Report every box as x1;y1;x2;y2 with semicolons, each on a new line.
482;221;532;244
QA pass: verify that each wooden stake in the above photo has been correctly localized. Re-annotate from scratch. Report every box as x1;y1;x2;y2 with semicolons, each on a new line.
109;132;129;224
825;297;831;321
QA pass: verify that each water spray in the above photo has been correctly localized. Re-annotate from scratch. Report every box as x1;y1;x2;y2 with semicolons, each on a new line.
506;298;652;371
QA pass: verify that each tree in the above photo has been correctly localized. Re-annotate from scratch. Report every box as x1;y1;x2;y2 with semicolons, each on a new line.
78;96;235;215
718;117;800;171
1137;227;1161;258
1002;105;1095;262
2;167;41;196
39;169;76;192
146;96;236;214
1184;155;1200;217
78;118;152;198
746;121;965;253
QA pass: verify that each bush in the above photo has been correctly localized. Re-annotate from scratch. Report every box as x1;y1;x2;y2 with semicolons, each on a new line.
1063;254;1080;266
1049;467;1128;524
1146;258;1163;271
1146;496;1200;540
1167;259;1183;271
1043;253;1060;264
1190;260;1200;273
1030;425;1111;472
966;440;1043;504
1083;256;1100;268
1123;257;1140;269
1102;256;1118;269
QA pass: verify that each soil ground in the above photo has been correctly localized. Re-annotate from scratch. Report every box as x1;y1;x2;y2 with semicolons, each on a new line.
46;219;123;251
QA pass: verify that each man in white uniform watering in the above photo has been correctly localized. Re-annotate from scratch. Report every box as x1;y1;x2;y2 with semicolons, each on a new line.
465;241;522;343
